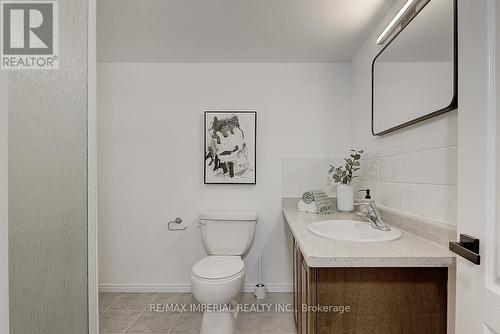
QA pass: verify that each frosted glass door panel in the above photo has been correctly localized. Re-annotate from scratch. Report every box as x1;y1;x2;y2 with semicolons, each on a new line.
8;0;89;333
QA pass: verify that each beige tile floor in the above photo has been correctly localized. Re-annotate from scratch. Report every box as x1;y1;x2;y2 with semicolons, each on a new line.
99;292;297;334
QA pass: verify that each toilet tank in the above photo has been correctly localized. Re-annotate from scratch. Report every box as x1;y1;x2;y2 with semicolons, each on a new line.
199;211;258;256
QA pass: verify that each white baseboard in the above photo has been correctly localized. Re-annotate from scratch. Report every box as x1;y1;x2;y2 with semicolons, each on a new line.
99;283;292;293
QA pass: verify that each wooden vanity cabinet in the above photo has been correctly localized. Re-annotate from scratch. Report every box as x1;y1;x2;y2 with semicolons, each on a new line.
292;238;448;334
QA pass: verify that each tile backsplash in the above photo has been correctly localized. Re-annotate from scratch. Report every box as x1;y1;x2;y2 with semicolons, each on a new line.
282;145;458;226
354;145;458;226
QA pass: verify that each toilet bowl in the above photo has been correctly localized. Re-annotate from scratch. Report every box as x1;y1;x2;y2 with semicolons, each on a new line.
191;256;246;334
191;211;257;334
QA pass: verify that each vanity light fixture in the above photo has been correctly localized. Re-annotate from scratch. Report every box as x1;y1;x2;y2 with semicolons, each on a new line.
376;0;422;45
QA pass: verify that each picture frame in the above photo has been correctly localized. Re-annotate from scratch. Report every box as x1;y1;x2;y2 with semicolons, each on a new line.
204;110;257;184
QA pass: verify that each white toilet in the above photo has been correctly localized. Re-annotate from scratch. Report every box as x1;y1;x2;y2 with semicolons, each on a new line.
191;211;258;334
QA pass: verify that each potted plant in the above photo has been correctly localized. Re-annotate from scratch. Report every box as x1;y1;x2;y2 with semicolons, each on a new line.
328;150;363;212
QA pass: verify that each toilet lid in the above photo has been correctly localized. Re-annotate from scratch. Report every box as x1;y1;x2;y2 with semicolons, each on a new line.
192;256;244;280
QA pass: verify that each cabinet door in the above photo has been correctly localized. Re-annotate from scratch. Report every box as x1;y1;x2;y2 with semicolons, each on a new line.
294;242;316;334
306;266;316;334
301;261;316;334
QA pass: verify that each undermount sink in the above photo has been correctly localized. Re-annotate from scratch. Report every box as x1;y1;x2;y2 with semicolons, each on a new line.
307;220;402;242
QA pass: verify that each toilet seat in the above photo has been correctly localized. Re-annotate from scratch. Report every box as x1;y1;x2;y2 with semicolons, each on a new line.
192;256;244;281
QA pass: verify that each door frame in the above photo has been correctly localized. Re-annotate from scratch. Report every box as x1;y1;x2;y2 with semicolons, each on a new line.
485;0;500;292
88;0;99;332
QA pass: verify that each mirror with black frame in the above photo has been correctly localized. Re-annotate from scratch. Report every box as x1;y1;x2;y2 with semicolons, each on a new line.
372;0;457;136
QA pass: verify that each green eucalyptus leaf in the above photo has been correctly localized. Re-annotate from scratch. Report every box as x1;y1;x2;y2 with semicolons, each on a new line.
328;150;363;183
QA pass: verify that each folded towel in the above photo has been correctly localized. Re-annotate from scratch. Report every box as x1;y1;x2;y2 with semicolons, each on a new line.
300;190;335;215
302;191;316;204
298;200;318;213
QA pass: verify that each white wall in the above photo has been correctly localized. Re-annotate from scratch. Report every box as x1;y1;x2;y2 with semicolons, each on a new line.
281;156;343;197
350;0;458;226
97;63;351;290
0;72;9;334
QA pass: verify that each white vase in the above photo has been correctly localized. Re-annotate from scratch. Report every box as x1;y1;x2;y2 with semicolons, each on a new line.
337;184;354;212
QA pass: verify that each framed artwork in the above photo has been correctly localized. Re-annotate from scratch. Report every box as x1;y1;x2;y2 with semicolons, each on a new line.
204;111;257;184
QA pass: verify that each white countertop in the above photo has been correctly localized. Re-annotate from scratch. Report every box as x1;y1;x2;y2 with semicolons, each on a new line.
283;198;455;268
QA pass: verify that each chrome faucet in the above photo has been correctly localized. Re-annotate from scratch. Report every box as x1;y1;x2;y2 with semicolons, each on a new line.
356;202;391;232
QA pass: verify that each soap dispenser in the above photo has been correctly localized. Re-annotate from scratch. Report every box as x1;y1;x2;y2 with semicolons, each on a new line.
356;189;375;204
359;189;373;201
355;189;375;214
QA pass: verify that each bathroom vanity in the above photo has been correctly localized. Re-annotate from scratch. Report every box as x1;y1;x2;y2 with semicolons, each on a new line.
283;198;455;334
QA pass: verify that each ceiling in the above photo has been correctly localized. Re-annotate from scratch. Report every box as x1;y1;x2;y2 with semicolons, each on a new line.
97;0;396;63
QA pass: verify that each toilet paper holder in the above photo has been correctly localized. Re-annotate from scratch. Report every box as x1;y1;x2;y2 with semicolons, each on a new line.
168;217;187;231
